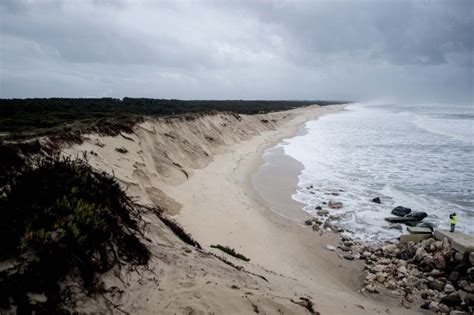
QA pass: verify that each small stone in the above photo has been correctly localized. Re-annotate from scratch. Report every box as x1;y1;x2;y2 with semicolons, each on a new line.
371;197;381;204
414;247;428;261
305;219;314;225
448;271;460;282
365;284;379;293
315;206;322;210
428;279;445;291
444;284;455;293
328;201;343;209
438;303;450;313
428;301;440;312
326;245;336;251
454;252;463;261
317;209;329;216
470;252;474;265
343;254;354;261
312;224;320;232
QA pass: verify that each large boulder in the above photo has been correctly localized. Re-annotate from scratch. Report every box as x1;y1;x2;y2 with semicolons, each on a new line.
405;211;428;221
434;230;474;254
391;206;411;217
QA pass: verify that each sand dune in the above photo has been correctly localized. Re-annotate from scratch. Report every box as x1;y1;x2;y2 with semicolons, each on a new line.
62;105;423;314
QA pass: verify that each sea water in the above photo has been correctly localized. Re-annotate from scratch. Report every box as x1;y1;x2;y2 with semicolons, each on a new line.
280;103;474;242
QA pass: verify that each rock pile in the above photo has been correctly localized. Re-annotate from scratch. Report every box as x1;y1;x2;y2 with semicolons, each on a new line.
353;237;473;313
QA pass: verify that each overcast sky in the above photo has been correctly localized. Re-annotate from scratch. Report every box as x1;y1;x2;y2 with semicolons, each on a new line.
0;0;472;104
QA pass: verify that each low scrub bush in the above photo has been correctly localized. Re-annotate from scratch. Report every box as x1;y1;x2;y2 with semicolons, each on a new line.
0;156;150;313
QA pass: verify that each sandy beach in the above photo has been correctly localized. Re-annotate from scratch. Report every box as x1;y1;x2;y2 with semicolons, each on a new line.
61;104;428;314
160;104;423;314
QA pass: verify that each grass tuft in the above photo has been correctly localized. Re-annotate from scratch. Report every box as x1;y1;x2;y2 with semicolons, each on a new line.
210;244;250;262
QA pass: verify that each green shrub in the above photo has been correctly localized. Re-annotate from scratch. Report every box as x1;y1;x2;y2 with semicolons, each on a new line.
210;244;250;262
0;155;149;313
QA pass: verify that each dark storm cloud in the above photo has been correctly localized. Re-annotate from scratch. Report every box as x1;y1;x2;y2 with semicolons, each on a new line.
0;0;472;103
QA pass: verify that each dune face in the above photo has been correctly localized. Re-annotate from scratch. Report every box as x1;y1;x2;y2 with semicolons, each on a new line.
60;105;421;314
62;111;288;214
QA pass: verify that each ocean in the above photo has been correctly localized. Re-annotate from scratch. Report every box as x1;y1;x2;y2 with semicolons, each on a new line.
280;103;474;242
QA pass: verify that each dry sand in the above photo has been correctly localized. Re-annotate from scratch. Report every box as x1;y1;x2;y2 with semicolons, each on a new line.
62;105;424;314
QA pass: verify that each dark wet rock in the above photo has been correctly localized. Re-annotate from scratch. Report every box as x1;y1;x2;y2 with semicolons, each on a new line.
315;206;322;210
391;206;412;217
317;209;329;216
405;212;428;221
305;219;314;225
448;271;460;282
312;225;320;232
371;197;381;204
428;279;445;291
440;291;462;307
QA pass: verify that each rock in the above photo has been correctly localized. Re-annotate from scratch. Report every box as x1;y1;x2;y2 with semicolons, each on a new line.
365;284;379;293
434;230;474;254
428;279;445;291
449;311;467;315
326;245;336;251
312;224;320;232
343;241;353;247
328;201;343;209
315;206;322;210
400;233;432;244
454;252;464;261
391;206;412;217
444;283;456;293
407;226;432;234
375;272;386;283
305;219;314;225
331;192;340;196
440;291;462;307
433;251;446;269
448;271;460;282
428;301;440;312
371;197;381;204
385;280;397;290
27;293;48;305
438;303;450;314
414;247;428;260
343;254;355;261
464;293;474;306
317;209;329;216
405;211;428;221
470;252;474;265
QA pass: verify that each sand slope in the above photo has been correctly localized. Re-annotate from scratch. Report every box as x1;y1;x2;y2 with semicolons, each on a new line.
63;105;423;314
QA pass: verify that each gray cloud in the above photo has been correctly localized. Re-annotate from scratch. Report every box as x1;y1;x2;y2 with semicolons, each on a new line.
0;0;472;104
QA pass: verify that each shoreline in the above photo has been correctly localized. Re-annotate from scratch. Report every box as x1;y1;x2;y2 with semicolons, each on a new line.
162;104;421;314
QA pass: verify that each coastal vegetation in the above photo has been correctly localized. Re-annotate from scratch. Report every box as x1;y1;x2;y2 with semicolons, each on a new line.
211;244;251;262
0;98;346;141
0;155;150;313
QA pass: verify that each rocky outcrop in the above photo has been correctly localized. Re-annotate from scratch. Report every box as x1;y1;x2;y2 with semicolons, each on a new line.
322;230;474;313
391;206;411;217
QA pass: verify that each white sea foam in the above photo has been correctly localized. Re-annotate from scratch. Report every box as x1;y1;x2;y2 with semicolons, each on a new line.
280;103;474;242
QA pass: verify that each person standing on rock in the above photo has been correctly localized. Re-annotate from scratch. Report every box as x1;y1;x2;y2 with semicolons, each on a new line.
449;213;457;232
